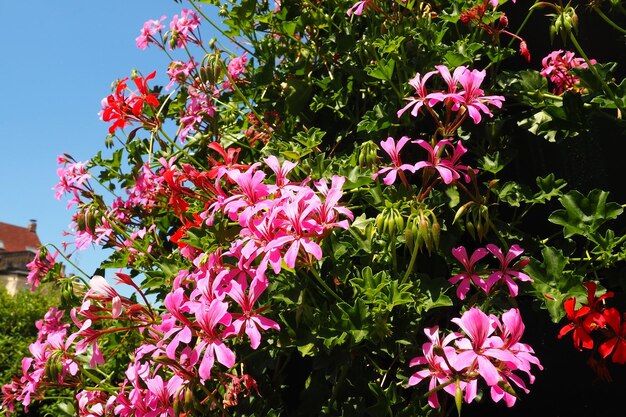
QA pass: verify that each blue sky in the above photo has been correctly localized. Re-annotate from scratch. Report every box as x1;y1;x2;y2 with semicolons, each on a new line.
0;1;220;278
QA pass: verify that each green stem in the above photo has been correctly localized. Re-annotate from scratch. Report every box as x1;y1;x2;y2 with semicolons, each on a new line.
401;238;419;285
309;266;343;303
568;32;624;115
189;1;256;58
593;6;626;35
45;244;90;282
507;1;539;49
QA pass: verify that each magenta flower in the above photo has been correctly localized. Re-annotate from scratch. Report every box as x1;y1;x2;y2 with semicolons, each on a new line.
413;139;472;184
540;50;595;94
228;53;248;79
397;70;441;118
194;298;236;380
347;0;373;16
408;326;462;408
448;246;489;300
373;136;416;185
136;16;166;49
169;9;202;49
456;68;504;124
496;309;543;380
452;307;519;387
485;244;532;297
223;276;280;349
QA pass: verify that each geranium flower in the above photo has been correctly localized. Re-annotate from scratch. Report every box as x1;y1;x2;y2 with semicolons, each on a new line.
452;307;519;387
456;69;504;124
485;244;532;297
598;307;626;364
558;298;594;350
397;70;441;118
408;326;461;408
448;246;489;300
413;139;472;184
372;136;416;186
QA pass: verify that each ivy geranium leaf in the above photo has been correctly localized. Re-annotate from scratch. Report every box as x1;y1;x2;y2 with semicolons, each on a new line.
548;189;623;239
525;246;584;322
532;173;567;204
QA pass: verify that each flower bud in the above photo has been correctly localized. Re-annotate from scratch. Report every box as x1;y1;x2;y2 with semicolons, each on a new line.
455;380;464;416
357;140;379;169
499;14;509;28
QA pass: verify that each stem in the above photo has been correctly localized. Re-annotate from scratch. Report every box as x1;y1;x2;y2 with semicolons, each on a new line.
568;32;624;115
45;244;90;282
308;266;343;303
593;6;626;35
507;1;540;48
401;237;419;285
189;1;256;57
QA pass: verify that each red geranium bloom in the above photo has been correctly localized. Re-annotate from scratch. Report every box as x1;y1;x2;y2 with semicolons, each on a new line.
599;308;626;364
581;282;612;333
558;297;593;351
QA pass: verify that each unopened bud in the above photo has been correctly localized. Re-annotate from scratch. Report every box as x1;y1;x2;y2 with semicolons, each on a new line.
499;14;509;28
455;380;463;416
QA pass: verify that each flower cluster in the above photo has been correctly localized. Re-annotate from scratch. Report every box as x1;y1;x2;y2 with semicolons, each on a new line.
373;136;473;188
558;282;626;365
99;71;160;135
397;65;504;126
540;50;595;94
1;308;75;413
136;9;201;50
53;155;92;208
101;155;352;413
25;248;59;290
448;244;532;300
409;307;542;409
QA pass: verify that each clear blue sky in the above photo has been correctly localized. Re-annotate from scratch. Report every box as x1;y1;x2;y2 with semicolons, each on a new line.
0;1;220;278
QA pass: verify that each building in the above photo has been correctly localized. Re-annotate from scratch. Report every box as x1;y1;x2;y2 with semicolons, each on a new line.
0;220;40;295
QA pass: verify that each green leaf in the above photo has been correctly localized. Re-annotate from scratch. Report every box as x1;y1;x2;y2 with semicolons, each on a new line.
548;189;623;239
532;173;567;204
525;246;583;322
367;59;395;81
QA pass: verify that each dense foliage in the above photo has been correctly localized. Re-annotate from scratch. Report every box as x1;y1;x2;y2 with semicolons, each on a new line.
3;0;626;416
0;287;61;416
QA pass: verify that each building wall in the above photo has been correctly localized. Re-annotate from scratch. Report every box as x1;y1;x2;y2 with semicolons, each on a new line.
0;273;28;296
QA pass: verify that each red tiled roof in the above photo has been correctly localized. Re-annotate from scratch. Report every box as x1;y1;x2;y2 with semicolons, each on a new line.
0;222;41;253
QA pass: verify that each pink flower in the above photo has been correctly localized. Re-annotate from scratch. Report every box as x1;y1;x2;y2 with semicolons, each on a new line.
169;9;202;49
413;139;472;184
452;308;519;387
166;58;196;90
228;53;248;80
485;244;532;297
397;70;441;118
373;136;416;185
223;275;280;349
456;68;504;124
408;326;462;408
448;246;489;300
26;249;58;291
194;298;236;380
136;16;166;49
88;276;122;318
347;1;373;16
540;50;594;94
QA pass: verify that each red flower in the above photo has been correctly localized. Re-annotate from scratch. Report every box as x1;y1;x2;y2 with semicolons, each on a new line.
581;282;612;333
99;71;160;134
599;308;626;364
558;298;594;350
